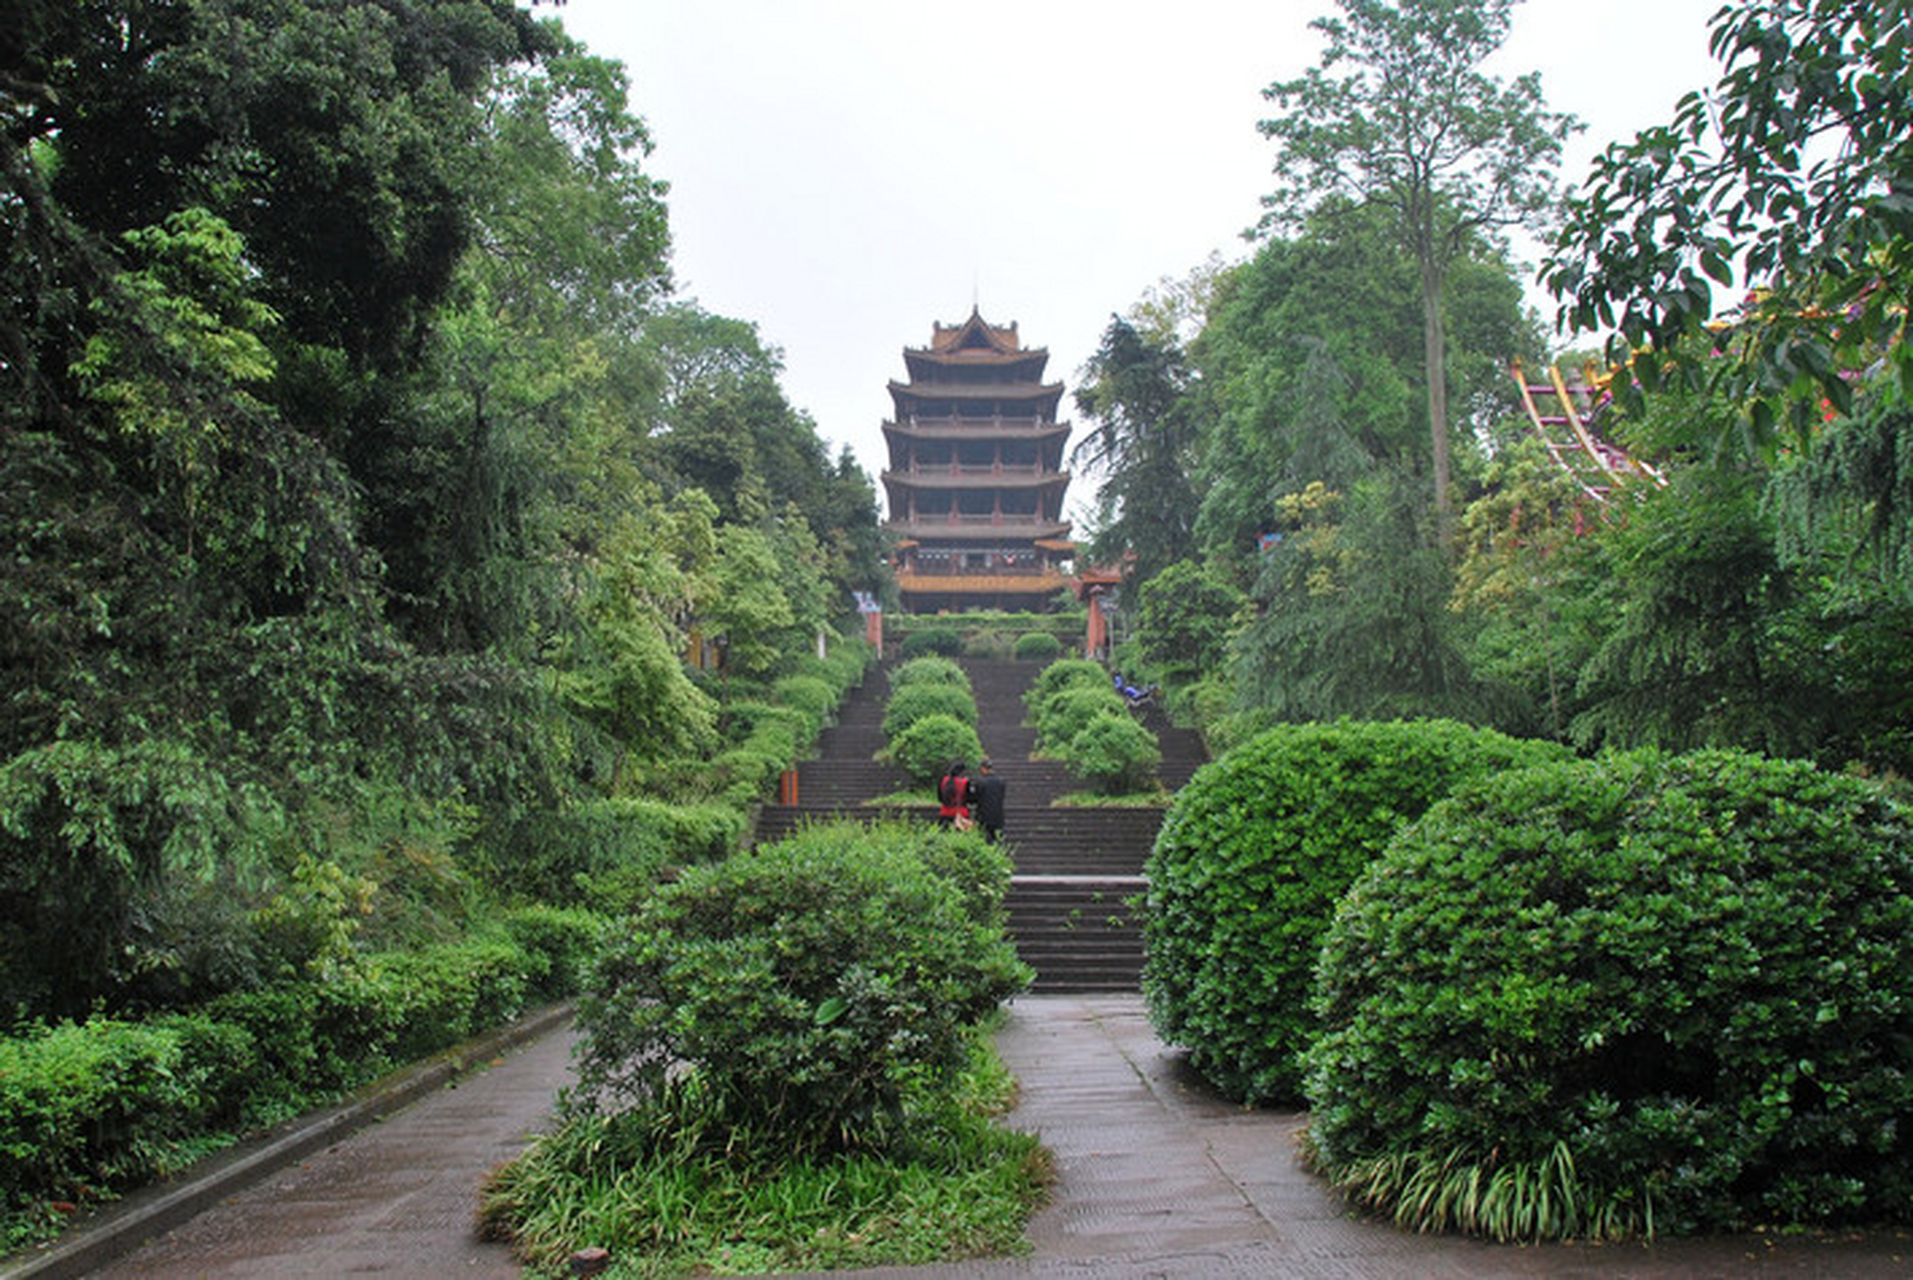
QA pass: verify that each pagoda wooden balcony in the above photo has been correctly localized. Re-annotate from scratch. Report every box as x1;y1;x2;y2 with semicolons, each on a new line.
887;513;1066;531
890;414;1069;433
897;561;1060;578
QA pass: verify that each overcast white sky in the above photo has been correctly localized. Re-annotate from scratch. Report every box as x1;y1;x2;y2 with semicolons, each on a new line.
549;1;1726;509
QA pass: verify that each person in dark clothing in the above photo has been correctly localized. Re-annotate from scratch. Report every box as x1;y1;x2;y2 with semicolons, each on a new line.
936;761;971;829
968;757;1007;845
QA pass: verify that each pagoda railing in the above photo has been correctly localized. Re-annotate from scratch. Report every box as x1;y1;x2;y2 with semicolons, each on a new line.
894;462;1045;477
898;513;1054;528
899;561;1058;578
902;414;1059;432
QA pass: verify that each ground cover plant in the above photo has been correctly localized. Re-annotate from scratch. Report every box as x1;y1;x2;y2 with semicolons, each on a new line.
1303;749;1913;1242
1142;719;1568;1103
479;821;1043;1274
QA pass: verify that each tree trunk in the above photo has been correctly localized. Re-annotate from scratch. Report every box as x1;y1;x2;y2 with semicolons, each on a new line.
1420;255;1452;546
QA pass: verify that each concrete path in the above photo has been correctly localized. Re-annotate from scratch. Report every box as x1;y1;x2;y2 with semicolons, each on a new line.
5;1012;577;1279
15;996;1913;1278
828;996;1913;1279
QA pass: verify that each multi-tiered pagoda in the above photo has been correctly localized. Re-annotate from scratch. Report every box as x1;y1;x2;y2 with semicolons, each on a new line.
882;309;1074;612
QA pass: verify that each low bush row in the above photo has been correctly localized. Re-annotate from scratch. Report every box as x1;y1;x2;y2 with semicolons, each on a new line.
880;658;982;783
0;907;604;1241
1026;659;1160;795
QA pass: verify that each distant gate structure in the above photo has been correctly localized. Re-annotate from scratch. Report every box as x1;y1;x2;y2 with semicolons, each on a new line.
1511;359;1667;506
882;309;1077;612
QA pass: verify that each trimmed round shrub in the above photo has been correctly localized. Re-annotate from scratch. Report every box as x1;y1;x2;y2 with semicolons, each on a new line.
881;682;978;741
573;822;1031;1152
1032;683;1128;755
772;675;837;737
900;626;964;658
1143;719;1568;1104
887;654;971;694
882;713;982;785
1303;749;1913;1241
1064;710;1160;795
1012;630;1065;662
1023;657;1108;716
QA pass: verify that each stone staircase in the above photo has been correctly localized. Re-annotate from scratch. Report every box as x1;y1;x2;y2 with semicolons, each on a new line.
753;657;1208;992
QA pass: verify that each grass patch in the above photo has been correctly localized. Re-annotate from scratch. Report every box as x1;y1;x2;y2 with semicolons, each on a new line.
1052;789;1170;807
860;789;936;808
480;1027;1051;1278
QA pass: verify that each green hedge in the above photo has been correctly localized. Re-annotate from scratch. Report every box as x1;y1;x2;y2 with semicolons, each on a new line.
899;627;964;658
1031;683;1128;755
573;820;1028;1154
1304;749;1913;1241
1012;631;1064;662
881;683;978;740
1062;710;1160;794
882;713;982;785
1142;719;1568;1103
1023;658;1108;715
507;798;746;910
0;916;605;1240
887;655;971;694
772;675;837;738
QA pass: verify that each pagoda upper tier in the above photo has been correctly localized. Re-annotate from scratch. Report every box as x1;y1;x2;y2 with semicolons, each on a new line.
882;308;1077;613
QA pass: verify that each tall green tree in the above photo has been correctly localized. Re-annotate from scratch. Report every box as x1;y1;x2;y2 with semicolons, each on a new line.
1189;202;1536;579
1546;0;1912;450
1072;315;1201;582
1258;0;1577;538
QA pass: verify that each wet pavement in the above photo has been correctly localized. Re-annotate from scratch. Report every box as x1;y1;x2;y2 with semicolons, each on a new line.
11;996;1911;1278
832;997;1913;1279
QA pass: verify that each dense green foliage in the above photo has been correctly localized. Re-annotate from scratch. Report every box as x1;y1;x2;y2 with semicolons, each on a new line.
1305;751;1913;1239
883;684;980;741
0;0;888;1242
1142;720;1567;1103
1022;658;1112;713
884;715;984;786
901;627;965;658
0;913;602;1246
889;656;973;695
1545;0;1912;446
1258;0;1576;533
482;822;1041;1274
569;822;1030;1156
1060;712;1161;796
1030;685;1130;757
0;0;885;1030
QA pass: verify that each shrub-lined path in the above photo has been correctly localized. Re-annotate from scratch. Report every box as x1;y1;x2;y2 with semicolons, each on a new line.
34;662;1911;1276
57;998;1911;1277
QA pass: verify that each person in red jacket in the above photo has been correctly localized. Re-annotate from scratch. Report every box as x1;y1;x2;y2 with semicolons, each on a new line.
936;760;971;829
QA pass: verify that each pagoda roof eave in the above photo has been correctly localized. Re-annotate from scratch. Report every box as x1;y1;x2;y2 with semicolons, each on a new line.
882;420;1071;441
888;379;1065;401
883;519;1073;542
881;472;1071;494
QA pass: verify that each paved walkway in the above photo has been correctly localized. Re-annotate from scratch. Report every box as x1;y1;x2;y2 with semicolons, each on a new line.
16;997;1913;1278
845;997;1913;1279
